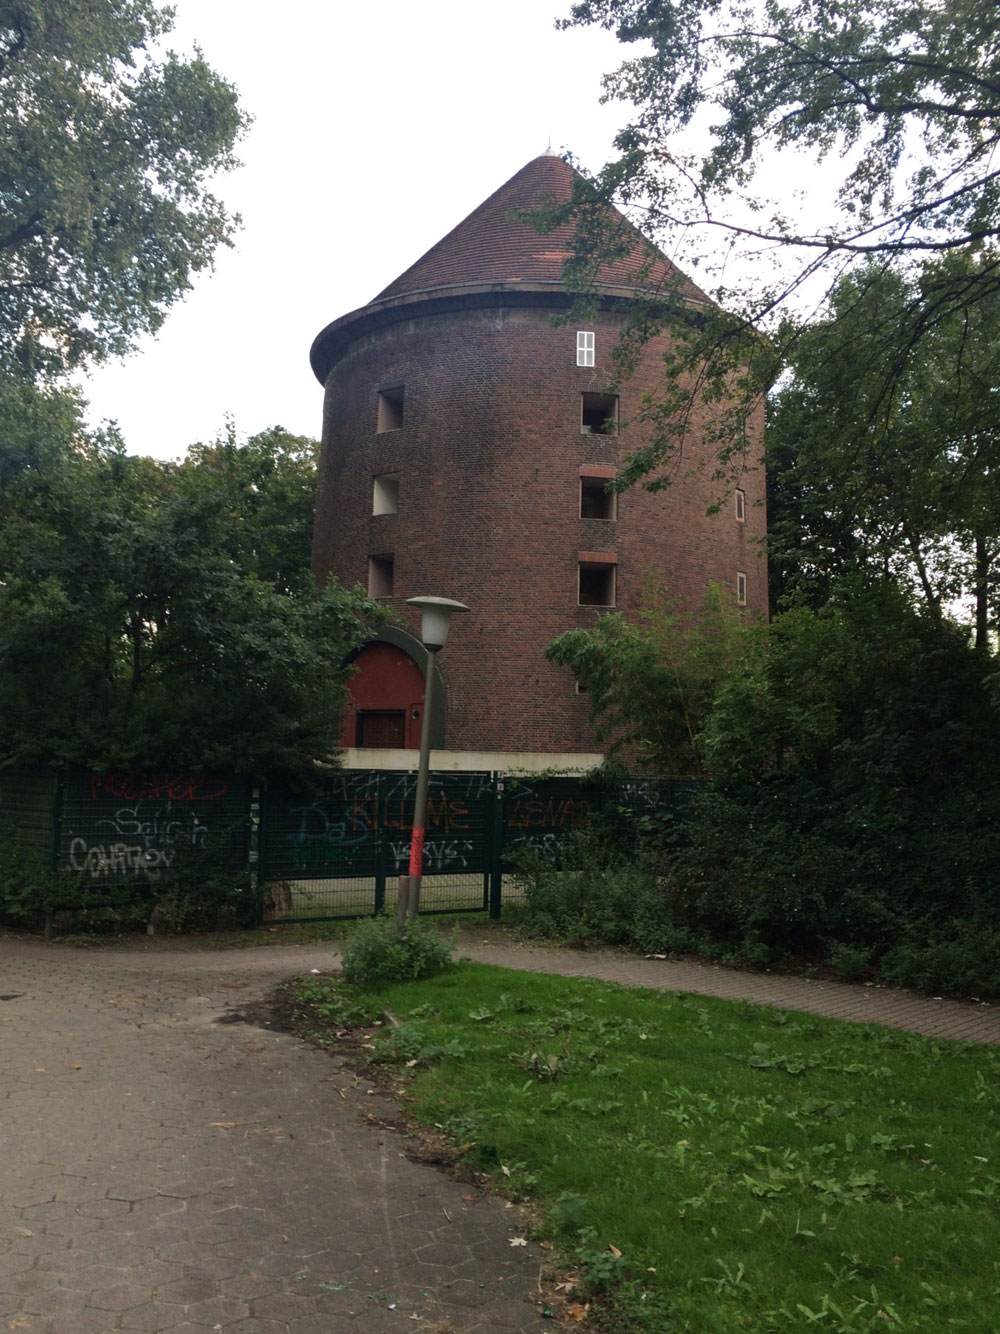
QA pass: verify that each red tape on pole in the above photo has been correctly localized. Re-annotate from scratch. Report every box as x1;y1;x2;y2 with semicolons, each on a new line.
408;825;425;879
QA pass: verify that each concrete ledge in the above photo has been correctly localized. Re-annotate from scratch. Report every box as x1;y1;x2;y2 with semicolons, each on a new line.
340;749;604;774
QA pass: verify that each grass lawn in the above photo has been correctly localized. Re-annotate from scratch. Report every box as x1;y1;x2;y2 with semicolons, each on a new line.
281;960;1000;1333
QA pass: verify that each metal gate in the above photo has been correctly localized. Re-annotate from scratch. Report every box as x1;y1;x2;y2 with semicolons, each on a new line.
258;771;502;922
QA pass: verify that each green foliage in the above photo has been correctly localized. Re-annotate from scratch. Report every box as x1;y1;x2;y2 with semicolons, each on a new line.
542;581;1000;996
546;580;752;774
0;833;257;934
512;831;703;956
182;424;320;592
0;0;247;377
0;836;65;921
563;0;1000;265
301;963;1000;1332
340;916;455;986
767;255;1000;639
670;586;1000;991
0;425;387;773
547;0;1000;514
282;974;384;1037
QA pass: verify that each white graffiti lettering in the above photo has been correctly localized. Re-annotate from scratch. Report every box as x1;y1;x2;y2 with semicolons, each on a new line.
388;838;475;873
98;801;208;850
68;837;174;882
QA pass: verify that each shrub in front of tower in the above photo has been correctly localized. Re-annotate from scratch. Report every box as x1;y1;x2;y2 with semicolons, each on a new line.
340;915;455;985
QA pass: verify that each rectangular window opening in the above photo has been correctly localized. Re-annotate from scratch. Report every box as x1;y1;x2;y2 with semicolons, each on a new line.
576;331;595;367
737;571;747;606
581;392;618;435
579;562;616;607
372;472;399;515
376;386;404;433
580;476;616;520
735;488;746;522
368;554;395;598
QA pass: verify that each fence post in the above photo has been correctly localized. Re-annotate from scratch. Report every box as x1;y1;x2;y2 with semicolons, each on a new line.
45;770;64;940
249;780;263;926
488;773;504;921
373;770;386;916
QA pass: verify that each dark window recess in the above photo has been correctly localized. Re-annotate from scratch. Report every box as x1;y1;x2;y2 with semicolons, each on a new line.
377;386;404;432
368;554;394;598
581;393;618;434
580;476;616;520
579;562;616;606
356;711;406;748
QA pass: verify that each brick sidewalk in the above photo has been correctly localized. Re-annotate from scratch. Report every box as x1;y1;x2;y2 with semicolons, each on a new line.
0;939;552;1333
452;938;1000;1045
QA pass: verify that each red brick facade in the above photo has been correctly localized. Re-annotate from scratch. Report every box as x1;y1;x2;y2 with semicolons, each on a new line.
311;157;766;759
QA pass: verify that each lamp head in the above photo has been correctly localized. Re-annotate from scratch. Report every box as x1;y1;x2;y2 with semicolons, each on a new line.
406;595;470;651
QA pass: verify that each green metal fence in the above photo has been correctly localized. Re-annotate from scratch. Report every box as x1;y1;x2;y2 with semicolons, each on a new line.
0;768;696;928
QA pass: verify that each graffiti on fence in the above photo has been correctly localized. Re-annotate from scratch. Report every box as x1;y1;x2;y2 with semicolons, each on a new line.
274;783;480;875
89;773;230;802
507;831;561;861
68;838;174;882
504;796;593;832
64;772;244;883
98;802;209;850
285;799;373;871
326;770;494;804
387;838;476;874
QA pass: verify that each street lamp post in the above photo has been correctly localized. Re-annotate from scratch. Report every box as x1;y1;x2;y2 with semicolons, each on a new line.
396;596;469;930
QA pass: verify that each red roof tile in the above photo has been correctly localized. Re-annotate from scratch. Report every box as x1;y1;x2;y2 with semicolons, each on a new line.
373;154;705;304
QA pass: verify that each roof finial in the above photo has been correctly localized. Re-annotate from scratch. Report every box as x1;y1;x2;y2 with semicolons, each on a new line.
544;137;557;156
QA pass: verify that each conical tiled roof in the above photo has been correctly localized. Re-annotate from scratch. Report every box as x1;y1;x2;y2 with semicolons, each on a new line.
373;154;704;303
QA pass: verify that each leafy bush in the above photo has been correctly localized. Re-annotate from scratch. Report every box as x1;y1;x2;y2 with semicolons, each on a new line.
512;831;707;956
0;836;67;925
0;832;259;935
340;915;455;985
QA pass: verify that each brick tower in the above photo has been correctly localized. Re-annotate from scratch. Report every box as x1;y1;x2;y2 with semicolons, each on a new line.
310;153;766;770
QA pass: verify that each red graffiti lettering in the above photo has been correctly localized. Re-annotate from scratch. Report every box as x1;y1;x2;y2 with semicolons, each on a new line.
89;773;230;802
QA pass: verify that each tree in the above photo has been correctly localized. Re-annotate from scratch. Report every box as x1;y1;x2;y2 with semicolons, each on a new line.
0;427;385;773
546;582;752;775
0;1;246;377
562;0;1000;273
767;252;1000;641
553;0;1000;491
181;425;320;592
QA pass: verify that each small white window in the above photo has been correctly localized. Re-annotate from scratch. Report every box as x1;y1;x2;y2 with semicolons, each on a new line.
372;473;399;515
737;571;747;606
576;331;595;367
377;386;404;432
735;488;746;522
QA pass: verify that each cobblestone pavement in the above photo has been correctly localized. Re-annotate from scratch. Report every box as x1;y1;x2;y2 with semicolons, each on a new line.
454;939;1000;1046
3;932;997;1334
0;940;551;1334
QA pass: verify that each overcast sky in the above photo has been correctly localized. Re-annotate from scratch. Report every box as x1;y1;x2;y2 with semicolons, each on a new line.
79;1;633;459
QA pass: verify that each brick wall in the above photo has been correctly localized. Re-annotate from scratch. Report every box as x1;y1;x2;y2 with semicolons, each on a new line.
312;293;766;755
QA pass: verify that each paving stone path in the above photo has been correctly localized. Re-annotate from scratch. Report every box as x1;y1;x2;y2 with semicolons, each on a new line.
2;932;997;1334
0;940;550;1334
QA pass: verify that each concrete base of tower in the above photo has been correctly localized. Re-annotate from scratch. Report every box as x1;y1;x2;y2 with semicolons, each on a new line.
340;748;604;775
